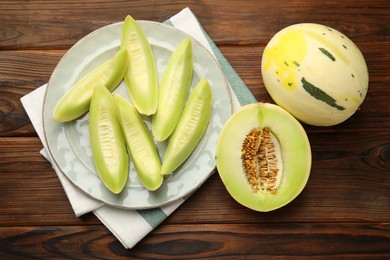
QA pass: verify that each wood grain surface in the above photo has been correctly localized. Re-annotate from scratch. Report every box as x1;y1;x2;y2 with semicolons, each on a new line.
0;0;389;258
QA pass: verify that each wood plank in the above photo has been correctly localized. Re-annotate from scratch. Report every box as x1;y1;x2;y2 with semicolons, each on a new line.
0;50;64;137
0;0;389;49
1;40;390;136
0;223;389;258
0;137;99;226
176;128;390;222
0;135;389;226
1;0;389;257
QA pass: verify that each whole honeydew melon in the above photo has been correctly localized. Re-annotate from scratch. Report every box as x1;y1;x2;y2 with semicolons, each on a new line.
261;23;369;126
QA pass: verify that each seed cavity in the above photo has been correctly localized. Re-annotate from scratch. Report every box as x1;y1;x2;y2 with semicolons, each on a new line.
241;127;282;194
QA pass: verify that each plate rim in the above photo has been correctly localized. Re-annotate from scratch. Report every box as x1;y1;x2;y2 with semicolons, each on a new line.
43;19;233;209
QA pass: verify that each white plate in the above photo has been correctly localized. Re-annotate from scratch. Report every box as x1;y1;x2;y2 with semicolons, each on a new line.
43;20;232;209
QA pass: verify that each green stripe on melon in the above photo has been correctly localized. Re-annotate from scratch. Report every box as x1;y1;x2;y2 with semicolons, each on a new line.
318;47;336;61
301;77;345;111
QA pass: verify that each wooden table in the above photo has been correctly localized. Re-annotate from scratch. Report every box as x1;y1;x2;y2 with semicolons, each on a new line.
1;1;389;258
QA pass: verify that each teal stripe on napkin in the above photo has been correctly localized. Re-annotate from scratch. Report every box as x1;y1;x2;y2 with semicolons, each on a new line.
138;207;167;228
200;29;257;106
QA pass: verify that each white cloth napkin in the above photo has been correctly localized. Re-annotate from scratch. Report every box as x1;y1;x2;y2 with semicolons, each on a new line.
21;7;255;249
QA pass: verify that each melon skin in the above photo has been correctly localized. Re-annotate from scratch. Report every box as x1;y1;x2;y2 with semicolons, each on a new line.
261;23;369;126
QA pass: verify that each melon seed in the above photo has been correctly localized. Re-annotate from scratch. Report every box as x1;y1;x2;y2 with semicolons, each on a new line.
241;127;282;194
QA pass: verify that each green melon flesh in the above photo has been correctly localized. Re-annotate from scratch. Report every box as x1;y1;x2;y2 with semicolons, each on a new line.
121;15;158;116
161;79;213;175
89;85;129;194
216;103;311;212
53;49;129;122
113;94;163;191
152;38;193;142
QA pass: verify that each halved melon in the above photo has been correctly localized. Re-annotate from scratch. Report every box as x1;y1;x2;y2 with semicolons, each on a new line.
216;103;311;212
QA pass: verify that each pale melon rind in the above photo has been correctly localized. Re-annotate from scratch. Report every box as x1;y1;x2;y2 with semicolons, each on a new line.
216;103;311;212
261;23;369;126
